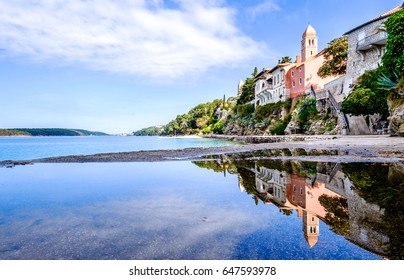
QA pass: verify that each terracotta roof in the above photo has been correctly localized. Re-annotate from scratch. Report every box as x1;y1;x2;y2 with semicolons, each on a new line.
344;3;403;35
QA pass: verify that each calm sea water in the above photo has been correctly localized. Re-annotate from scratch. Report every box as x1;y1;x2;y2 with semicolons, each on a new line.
1;137;402;260
0;136;236;161
1;158;401;260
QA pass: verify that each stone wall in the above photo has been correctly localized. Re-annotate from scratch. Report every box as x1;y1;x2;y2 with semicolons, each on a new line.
343;18;387;96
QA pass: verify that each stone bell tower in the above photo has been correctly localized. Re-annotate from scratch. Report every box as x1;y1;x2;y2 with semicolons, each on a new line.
301;24;318;62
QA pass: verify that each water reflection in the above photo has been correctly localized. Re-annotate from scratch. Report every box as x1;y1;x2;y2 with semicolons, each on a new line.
0;160;402;260
193;157;404;260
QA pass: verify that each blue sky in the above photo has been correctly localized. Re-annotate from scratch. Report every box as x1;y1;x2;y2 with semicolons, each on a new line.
0;0;402;134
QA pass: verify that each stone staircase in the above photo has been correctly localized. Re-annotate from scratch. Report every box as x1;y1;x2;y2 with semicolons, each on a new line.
344;115;371;135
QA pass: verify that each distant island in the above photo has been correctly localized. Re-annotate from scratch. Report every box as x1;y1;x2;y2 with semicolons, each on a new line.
0;128;109;136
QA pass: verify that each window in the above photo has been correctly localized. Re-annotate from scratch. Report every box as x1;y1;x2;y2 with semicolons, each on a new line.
291;71;294;77
292;81;295;87
299;66;302;72
299;77;302;85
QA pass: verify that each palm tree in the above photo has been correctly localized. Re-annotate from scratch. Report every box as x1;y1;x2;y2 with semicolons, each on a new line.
378;71;404;96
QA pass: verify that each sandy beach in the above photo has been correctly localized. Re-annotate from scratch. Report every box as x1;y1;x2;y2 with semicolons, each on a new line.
1;135;402;166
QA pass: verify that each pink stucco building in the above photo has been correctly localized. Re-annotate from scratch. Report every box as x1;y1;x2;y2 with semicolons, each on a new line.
289;25;340;100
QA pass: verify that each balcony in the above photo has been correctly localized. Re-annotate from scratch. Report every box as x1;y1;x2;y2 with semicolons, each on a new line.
357;31;388;51
256;85;273;95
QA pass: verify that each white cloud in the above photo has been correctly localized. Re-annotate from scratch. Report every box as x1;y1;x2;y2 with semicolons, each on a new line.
0;0;266;79
247;0;281;20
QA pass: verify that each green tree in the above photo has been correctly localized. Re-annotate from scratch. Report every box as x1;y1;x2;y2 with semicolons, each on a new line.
279;56;292;63
237;76;255;105
341;87;389;116
341;68;389;116
382;8;404;75
317;36;348;78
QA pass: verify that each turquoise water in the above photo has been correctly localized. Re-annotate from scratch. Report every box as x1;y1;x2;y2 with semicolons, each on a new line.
0;136;236;161
0;160;387;260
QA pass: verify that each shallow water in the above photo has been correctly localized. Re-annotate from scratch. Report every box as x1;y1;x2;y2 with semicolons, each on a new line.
0;136;236;161
1;159;402;260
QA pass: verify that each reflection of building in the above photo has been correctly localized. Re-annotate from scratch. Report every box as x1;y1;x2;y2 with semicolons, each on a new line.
303;211;320;248
287;171;342;248
248;161;391;256
251;163;343;248
254;165;291;205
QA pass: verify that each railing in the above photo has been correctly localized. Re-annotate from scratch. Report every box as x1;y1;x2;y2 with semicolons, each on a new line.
357;31;388;51
315;89;328;101
256;85;273;95
327;90;341;113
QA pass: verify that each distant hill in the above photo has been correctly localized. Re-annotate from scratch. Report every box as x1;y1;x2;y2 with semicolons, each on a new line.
133;126;164;136
0;128;109;136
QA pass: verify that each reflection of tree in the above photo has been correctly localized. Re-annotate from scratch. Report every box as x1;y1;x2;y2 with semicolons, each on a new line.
280;209;293;216
256;159;293;174
193;160;225;173
194;158;404;258
319;195;350;236
292;161;317;177
343;163;404;260
192;156;238;176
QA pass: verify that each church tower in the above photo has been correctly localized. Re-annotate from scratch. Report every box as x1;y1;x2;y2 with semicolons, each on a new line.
301;24;318;62
303;211;319;248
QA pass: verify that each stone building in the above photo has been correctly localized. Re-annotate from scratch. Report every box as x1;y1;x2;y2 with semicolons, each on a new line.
342;4;403;96
315;3;403;135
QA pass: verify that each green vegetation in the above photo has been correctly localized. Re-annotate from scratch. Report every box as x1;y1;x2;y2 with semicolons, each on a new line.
317;36;348;78
236;75;255;105
134;98;232;136
340;9;403;128
341;68;389;116
382;8;404;76
0;128;108;136
342;163;404;259
0;129;30;136
296;97;317;129
319;195;350;236
279;56;292;63
133;126;163;136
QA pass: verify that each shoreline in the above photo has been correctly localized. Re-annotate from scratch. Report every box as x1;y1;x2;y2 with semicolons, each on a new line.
1;135;403;166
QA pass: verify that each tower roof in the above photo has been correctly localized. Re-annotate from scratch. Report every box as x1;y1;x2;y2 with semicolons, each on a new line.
302;24;316;38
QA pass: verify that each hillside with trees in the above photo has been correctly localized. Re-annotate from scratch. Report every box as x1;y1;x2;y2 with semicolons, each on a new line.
0;128;108;136
134;98;231;136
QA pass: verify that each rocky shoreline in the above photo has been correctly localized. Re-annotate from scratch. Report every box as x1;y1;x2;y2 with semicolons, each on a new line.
1;135;403;167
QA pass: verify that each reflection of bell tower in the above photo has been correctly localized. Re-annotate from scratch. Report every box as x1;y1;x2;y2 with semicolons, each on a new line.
301;24;318;62
303;211;319;248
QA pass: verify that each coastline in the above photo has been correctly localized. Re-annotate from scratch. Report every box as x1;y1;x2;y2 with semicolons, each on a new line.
1;135;403;166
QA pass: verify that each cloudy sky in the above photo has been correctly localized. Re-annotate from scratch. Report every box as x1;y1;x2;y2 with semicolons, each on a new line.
0;0;401;134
